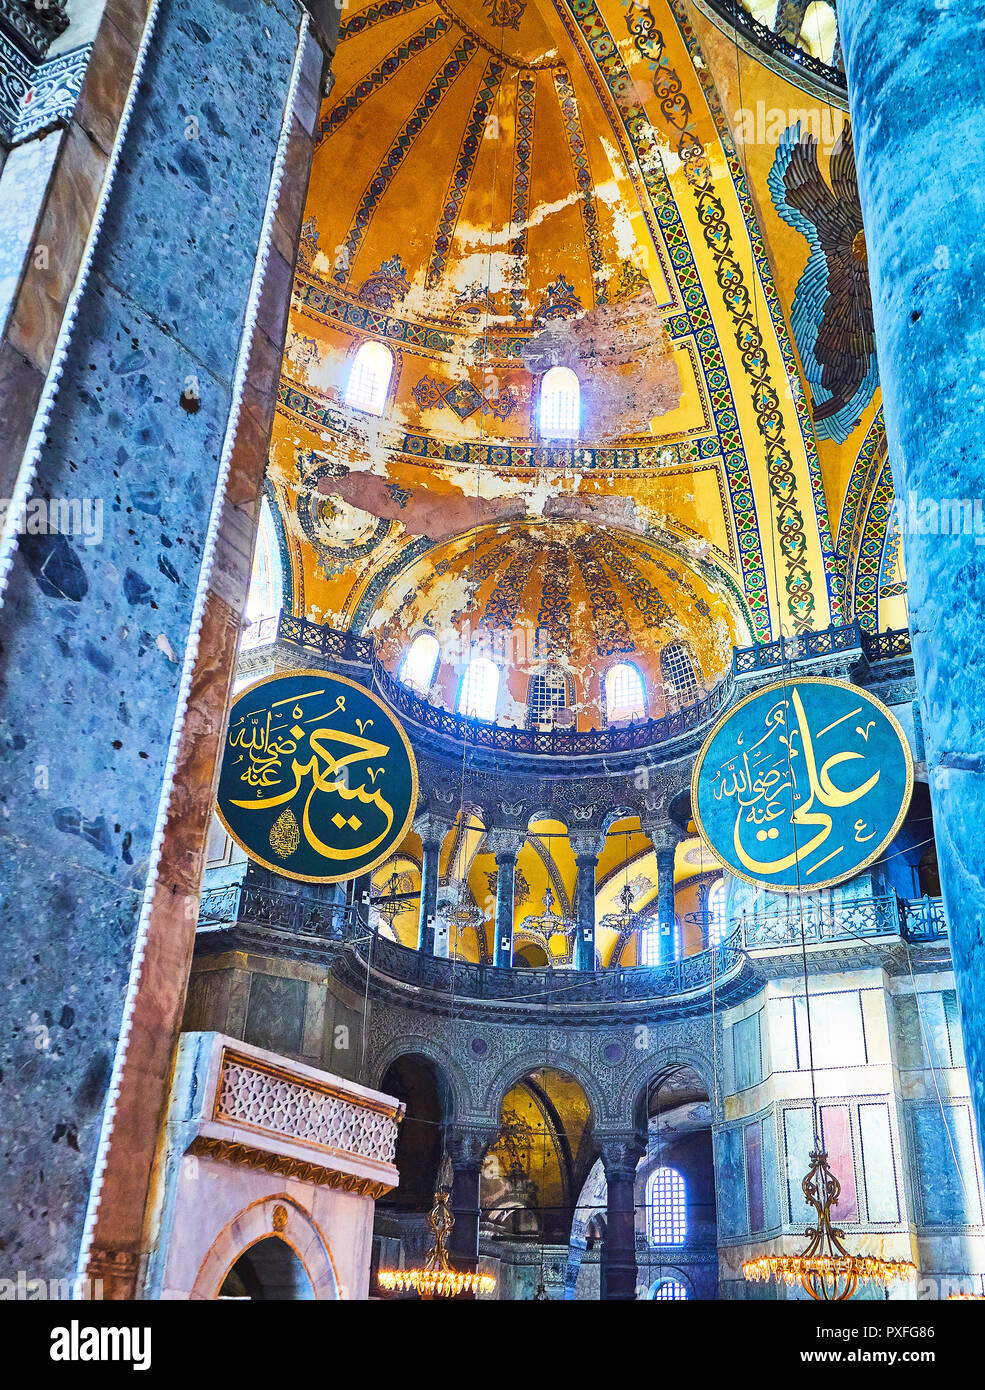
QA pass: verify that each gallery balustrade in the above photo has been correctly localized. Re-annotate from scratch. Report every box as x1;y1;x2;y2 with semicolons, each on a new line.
242;612;912;759
198;882;948;1002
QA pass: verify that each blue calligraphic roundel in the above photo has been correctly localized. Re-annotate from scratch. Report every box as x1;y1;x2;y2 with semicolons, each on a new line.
691;678;913;892
216;670;419;884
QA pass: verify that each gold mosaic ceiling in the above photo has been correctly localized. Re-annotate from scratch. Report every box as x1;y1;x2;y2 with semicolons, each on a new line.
306;0;655;328
270;0;901;677
369;519;748;723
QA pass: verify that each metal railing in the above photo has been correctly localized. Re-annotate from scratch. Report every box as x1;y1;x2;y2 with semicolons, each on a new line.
200;877;948;1000
199;882;348;939
900;895;949;942
353;927;744;1003
198;878;744;1002
241;612;913;757
248;611;736;756
701;0;845;90
732;622;912;676
740;893;947;951
370;650;734;756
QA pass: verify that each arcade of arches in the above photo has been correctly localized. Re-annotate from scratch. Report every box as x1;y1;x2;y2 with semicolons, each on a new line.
2;0;985;1307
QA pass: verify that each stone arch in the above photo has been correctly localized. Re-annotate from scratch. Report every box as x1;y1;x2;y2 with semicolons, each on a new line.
525;806;568;833
190;1195;339;1301
370;1038;472;1120
620;1044;717;1128
602;805;639;834
646;1268;695;1300
482;1049;606;1126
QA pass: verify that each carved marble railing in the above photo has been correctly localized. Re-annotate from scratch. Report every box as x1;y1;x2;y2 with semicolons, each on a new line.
199;881;347;938
732;622;912;676
174;1032;402;1204
248;610;735;756
213;1047;400;1167
740;894;947;951
353;927;745;1005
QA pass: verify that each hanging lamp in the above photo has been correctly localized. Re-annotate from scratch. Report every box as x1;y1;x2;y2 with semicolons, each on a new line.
378;1189;496;1298
742;1148;914;1300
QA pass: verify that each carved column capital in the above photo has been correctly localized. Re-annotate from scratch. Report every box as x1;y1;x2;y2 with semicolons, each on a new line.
597;1133;646;1182
413;811;451;850
485;827;525;860
445;1125;498;1172
568;827;606;859
643;820;683;854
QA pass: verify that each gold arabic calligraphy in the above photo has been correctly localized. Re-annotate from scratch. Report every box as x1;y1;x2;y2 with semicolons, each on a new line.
226;688;396;861
712;688;880;879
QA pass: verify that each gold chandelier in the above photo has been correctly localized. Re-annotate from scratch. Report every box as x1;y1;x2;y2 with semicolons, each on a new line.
743;1149;915;1301
378;1190;496;1299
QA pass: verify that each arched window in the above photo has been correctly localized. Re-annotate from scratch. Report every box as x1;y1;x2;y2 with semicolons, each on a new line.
648;1167;686;1246
345;340;393;414
650;1278;689;1300
799;1;838;64
400;631;440;693
641;916;680;967
660;641;699;705
243;496;283;645
458;656;499;721
539;365;579;438
605;662;646;723
706;878;728;947
526;667;570;727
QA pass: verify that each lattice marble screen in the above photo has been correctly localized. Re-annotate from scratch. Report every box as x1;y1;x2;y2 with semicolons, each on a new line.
216;1056;399;1165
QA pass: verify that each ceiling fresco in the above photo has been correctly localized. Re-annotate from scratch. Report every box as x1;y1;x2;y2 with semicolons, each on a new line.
270;0;906;669
366;518;747;724
266;0;909;953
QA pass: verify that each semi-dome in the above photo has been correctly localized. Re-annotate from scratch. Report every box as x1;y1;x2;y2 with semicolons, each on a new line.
366;518;748;725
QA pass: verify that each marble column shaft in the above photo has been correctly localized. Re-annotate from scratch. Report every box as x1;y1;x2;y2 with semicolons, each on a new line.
655;845;678;966
599;1136;645;1300
417;838;441;955
445;1128;495;1269
574;852;599;971
838;0;985;1154
494;850;517;968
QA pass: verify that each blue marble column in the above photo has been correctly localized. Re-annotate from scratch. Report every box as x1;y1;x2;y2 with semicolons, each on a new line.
573;851;599;971
0;0;309;1283
838;0;985;1156
648;825;679;966
417;833;442;955
493;849;518;967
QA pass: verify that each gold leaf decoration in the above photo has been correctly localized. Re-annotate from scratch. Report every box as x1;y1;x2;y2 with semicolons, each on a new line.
269;808;300;859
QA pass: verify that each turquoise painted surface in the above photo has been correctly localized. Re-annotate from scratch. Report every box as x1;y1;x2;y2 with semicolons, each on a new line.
716;1125;747;1239
839;0;985;1172
732;1011;763;1091
909;1104;983;1226
694;679;911;891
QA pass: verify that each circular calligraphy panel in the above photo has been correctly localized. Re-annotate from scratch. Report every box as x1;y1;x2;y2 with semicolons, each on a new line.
691;678;913;892
216;670;419;884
